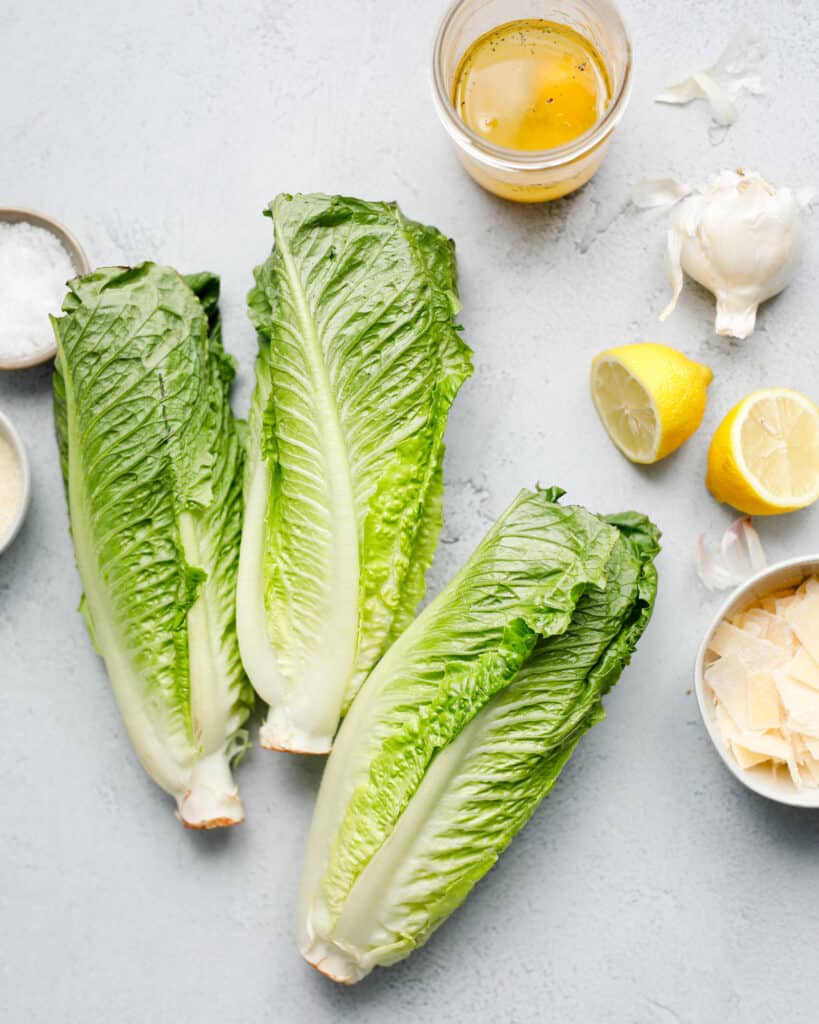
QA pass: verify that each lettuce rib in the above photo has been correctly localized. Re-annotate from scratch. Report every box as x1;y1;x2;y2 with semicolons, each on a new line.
297;488;659;981
53;264;253;827
237;194;472;753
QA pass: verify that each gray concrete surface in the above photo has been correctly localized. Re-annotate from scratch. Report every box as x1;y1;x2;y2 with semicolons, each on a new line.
2;1;819;1021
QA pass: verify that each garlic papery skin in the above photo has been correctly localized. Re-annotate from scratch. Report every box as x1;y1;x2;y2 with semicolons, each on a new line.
696;517;767;591
660;170;805;339
655;29;766;127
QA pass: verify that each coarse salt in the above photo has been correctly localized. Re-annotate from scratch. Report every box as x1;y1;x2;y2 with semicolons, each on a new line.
0;221;75;364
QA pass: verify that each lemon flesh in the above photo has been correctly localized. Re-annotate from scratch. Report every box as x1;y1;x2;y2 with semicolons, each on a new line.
707;388;819;514
591;344;713;464
591;358;659;461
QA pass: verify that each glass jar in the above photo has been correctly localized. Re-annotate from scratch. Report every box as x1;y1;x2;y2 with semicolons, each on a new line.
432;0;633;202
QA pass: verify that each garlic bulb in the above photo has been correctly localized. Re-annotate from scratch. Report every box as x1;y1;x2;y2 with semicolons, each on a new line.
635;170;808;339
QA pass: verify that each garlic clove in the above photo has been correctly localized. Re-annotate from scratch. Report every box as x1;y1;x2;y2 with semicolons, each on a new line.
697;517;767;591
656;78;707;107
660;227;684;321
692;71;738;126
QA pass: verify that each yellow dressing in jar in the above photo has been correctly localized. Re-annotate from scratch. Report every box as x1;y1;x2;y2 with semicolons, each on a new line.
452;19;611;153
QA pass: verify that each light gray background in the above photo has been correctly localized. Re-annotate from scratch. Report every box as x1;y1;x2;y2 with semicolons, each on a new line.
2;1;818;1021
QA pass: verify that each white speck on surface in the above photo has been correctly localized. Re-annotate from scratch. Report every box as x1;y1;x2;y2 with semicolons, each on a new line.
0;221;74;362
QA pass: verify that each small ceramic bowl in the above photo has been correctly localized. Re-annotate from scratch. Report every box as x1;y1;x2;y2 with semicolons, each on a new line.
694;555;819;808
0;410;31;555
0;207;90;370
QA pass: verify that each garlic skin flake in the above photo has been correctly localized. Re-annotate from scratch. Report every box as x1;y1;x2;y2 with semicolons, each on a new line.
630;177;693;209
656;29;766;126
660;170;805;339
697;517;767;591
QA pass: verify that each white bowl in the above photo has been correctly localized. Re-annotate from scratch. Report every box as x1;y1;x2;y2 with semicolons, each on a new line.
0;207;90;370
694;554;819;808
0;410;31;555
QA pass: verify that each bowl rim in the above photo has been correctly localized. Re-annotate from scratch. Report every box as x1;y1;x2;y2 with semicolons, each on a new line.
0;206;90;371
431;0;634;172
694;553;819;809
0;409;32;555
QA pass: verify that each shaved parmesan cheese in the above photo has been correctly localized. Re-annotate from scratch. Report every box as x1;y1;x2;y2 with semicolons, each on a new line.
705;575;819;788
730;744;770;770
781;592;819;663
747;672;782;729
773;594;797;614
785;648;819;690
736;609;794;649
707;655;753;729
773;673;819;739
707;620;787;671
714;704;792;766
799;753;819;786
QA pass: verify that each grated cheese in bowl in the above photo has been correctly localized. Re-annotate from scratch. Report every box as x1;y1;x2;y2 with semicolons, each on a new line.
704;576;819;789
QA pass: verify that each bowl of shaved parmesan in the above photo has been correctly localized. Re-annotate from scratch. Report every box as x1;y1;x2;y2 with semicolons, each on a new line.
695;555;819;807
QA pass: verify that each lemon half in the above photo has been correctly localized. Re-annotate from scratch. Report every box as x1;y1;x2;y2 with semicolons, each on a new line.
591;343;713;464
707;388;819;514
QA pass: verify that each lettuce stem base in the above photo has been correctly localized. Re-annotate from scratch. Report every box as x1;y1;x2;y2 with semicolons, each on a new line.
175;750;244;829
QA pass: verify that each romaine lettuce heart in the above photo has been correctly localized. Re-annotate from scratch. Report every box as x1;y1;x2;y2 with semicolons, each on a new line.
53;263;254;827
237;194;473;753
297;487;659;981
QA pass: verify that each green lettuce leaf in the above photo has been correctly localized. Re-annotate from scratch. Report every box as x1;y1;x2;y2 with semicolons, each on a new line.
237;194;472;753
52;263;253;827
297;487;659;981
